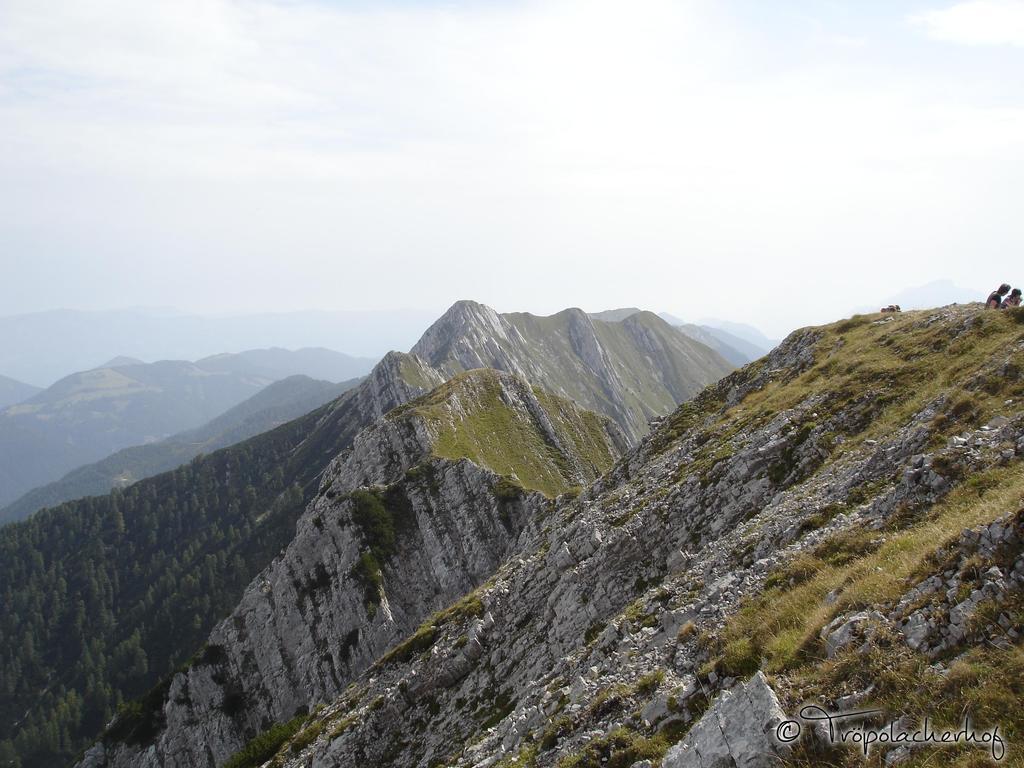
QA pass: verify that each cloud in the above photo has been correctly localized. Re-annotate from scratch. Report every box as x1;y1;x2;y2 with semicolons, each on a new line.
0;1;1022;337
911;0;1024;46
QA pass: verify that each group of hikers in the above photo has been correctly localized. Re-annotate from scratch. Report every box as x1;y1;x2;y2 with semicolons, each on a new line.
877;285;1020;314
987;284;1022;309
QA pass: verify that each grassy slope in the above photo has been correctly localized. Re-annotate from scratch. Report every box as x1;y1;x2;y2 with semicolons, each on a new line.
671;307;1024;767
491;309;732;436
390;369;620;498
657;307;1024;468
256;307;1024;768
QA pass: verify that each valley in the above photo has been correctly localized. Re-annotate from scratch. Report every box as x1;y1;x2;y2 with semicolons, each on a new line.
76;303;1024;768
0;303;730;768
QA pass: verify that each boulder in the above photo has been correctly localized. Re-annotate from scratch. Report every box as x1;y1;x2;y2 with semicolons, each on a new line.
662;672;789;768
902;612;931;651
820;611;883;658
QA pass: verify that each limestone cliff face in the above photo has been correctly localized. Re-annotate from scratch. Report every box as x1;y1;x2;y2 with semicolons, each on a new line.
411;301;733;442
83;306;1024;768
94;460;542;768
243;305;1022;768
7;301;733;768
350;352;445;422
82;370;623;768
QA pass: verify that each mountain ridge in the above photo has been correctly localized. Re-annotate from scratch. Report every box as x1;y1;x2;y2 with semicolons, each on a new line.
0;374;362;524
590;308;770;366
414;301;733;442
0;348;377;510
78;368;627;768
0;373;40;409
1;300;730;768
71;304;1024;768
0;308;428;387
265;305;1024;768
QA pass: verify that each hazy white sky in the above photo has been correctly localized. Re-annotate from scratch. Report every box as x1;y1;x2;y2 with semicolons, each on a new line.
1;0;1022;337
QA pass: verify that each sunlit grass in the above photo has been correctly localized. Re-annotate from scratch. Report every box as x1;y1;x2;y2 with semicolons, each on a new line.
713;464;1024;675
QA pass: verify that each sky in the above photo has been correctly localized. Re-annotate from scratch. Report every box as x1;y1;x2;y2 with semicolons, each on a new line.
1;0;1022;338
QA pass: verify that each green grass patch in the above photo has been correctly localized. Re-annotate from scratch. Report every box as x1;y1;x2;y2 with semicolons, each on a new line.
376;622;438;668
556;721;690;768
395;370;618;498
635;669;665;695
784;631;1024;767
374;588;486;668
222;713;306;768
710;464;1024;675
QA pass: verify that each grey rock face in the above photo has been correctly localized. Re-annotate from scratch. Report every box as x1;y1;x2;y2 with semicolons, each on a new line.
78;744;105;768
661;673;789;768
75;305;1024;768
85;368;622;768
98;458;543;768
411;301;733;442
820;611;885;658
269;309;1024;768
891;510;1024;657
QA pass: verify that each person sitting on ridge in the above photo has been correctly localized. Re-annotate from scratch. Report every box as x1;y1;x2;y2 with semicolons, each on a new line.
987;284;1011;308
1004;288;1022;308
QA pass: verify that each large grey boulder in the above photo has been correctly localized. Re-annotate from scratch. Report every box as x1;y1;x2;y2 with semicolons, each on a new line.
819;610;885;658
661;672;789;768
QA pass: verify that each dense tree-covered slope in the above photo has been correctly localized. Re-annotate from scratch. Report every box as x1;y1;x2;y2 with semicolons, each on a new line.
1;300;732;768
90;303;1024;768
0;375;360;525
0;349;374;510
0;352;440;768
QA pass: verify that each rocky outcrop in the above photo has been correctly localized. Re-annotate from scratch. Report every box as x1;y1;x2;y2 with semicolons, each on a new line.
85;370;623;768
252;305;1024;768
106;459;542;768
891;509;1024;656
662;672;789;768
819;611;886;658
74;305;1024;768
412;301;734;441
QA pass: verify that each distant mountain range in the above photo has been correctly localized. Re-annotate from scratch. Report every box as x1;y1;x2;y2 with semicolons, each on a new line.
673;323;765;367
853;278;985;314
0;300;734;768
590;308;776;367
0;374;40;409
0;374;359;525
0;348;376;510
192;347;375;383
421;302;734;442
0;308;432;387
695;317;781;351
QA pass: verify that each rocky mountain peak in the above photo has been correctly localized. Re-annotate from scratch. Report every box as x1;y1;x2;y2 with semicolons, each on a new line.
77;367;626;768
411;301;734;443
410;301;509;368
359;351;445;419
105;303;1022;768
2;299;741;768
